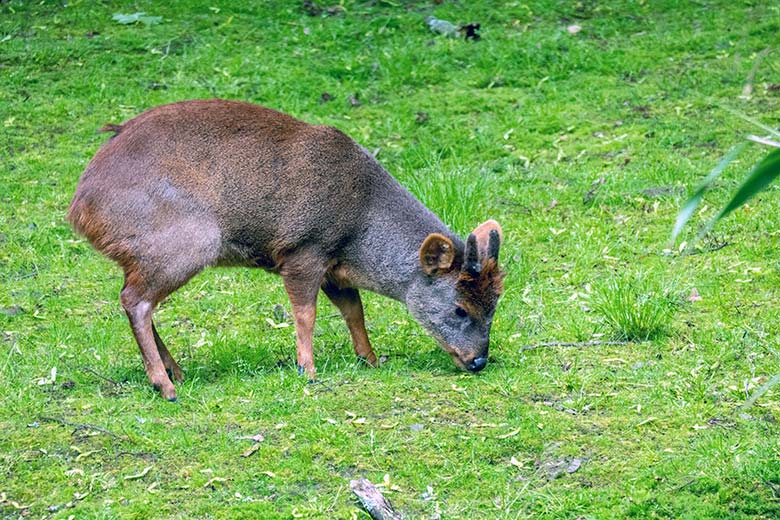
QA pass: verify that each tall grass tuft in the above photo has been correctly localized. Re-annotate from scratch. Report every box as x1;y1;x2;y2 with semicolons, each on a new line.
592;275;679;342
402;160;488;237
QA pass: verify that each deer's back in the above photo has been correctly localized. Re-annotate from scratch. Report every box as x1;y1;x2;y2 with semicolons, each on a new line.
69;99;387;269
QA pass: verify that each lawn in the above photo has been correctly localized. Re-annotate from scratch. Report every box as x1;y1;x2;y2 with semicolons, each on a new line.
2;1;780;518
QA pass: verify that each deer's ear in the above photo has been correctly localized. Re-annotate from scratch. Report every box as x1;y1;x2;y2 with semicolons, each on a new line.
419;233;456;275
471;220;503;259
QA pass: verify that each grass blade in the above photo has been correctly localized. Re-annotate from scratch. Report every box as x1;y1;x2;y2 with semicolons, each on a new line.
746;135;780;148
741;374;780;411
697;147;780;239
723;107;780;139
671;143;745;242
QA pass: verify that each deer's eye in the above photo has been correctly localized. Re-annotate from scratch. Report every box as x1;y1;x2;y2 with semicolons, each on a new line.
455;307;468;319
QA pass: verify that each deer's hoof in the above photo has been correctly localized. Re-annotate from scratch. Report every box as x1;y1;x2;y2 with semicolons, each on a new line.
152;381;177;401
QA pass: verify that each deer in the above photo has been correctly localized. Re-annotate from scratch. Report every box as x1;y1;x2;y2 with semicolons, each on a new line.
67;99;504;401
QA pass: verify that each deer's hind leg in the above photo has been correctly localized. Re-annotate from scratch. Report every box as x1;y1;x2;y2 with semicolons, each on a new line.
121;282;178;400
117;217;221;400
152;322;183;382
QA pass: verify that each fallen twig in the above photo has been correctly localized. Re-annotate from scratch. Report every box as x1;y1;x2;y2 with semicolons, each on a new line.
350;478;403;520
82;366;120;386
520;340;628;352
681;240;730;256
673;478;697;491
39;415;133;443
58;357;120;386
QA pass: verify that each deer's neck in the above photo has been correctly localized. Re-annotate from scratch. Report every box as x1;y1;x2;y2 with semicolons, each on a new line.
338;174;459;302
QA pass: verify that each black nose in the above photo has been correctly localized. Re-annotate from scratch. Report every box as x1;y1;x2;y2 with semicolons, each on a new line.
467;356;487;373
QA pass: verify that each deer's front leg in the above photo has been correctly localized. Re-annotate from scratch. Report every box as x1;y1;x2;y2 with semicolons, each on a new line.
281;260;326;380
321;282;377;367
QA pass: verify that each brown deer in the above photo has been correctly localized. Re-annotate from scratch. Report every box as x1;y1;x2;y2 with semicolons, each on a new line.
67;99;504;400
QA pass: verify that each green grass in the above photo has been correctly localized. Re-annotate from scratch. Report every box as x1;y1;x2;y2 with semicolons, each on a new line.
2;1;780;518
403;157;489;236
592;274;680;341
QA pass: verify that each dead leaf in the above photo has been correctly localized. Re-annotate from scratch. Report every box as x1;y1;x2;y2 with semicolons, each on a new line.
75;450;98;461
497;428;521;439
203;477;227;489
265;317;290;329
238;434;265;442
379;473;403;492
124;466;153;481
241;443;261;458
37;366;57;385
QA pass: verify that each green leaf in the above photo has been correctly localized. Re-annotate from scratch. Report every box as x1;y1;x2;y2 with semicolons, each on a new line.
670;143;745;242
112;12;162;26
698;147;780;238
138;15;163;26
113;12;145;24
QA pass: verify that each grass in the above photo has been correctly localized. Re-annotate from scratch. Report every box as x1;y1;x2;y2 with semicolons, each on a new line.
2;1;780;518
591;274;680;341
403;157;489;236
